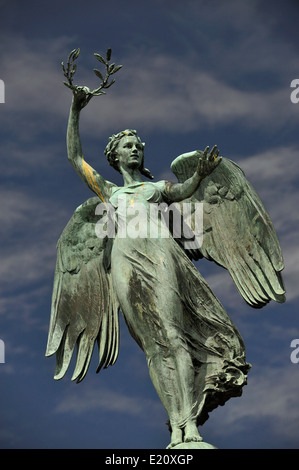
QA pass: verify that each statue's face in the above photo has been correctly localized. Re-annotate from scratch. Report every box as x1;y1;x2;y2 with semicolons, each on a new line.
116;135;144;171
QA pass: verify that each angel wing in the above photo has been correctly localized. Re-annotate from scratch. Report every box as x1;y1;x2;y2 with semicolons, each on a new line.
46;196;119;382
170;152;286;308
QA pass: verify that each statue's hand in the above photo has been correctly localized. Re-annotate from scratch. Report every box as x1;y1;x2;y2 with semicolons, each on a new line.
62;48;122;112
196;145;222;178
71;85;93;111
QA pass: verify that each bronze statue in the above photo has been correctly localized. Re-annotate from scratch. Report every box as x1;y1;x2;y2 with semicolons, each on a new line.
46;49;285;449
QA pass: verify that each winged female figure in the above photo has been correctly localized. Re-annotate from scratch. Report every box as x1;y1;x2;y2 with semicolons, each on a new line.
46;50;285;448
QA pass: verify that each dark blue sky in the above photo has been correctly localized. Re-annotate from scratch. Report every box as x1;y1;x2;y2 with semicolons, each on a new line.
0;0;299;450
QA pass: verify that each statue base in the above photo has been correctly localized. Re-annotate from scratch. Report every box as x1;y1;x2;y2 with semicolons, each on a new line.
167;441;218;450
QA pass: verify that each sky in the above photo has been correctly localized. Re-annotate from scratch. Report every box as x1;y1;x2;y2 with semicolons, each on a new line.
0;0;299;450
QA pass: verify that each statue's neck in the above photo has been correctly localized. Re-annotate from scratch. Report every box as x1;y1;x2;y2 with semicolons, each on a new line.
121;168;144;186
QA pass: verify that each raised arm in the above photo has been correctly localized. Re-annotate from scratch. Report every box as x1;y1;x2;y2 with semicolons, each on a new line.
62;48;123;202
67;88;115;203
166;146;222;202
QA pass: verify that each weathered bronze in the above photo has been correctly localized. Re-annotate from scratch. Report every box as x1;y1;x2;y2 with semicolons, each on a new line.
46;49;285;449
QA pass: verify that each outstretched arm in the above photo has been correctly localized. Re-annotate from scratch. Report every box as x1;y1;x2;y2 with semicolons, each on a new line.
63;48;123;202
166;146;222;202
67;88;115;203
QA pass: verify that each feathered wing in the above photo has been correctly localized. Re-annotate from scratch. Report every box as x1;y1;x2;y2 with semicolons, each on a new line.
46;197;119;382
170;152;286;308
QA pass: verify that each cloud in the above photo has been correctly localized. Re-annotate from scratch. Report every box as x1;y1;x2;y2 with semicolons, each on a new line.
55;383;164;425
238;147;299;195
0;35;72;114
1;34;298;139
1;139;67;178
0;187;69;335
86;54;296;135
169;0;299;81
210;364;299;442
0;187;69;293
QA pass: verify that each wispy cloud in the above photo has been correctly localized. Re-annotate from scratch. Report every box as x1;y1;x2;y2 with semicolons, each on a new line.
1;34;298;138
168;0;299;81
84;54;297;135
55;383;164;426
208;364;299;443
0;187;68;292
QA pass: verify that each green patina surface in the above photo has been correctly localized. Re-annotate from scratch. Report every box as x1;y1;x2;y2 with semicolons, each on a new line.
46;49;285;449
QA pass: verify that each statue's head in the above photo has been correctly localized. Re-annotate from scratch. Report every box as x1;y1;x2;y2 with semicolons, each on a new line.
104;129;154;179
